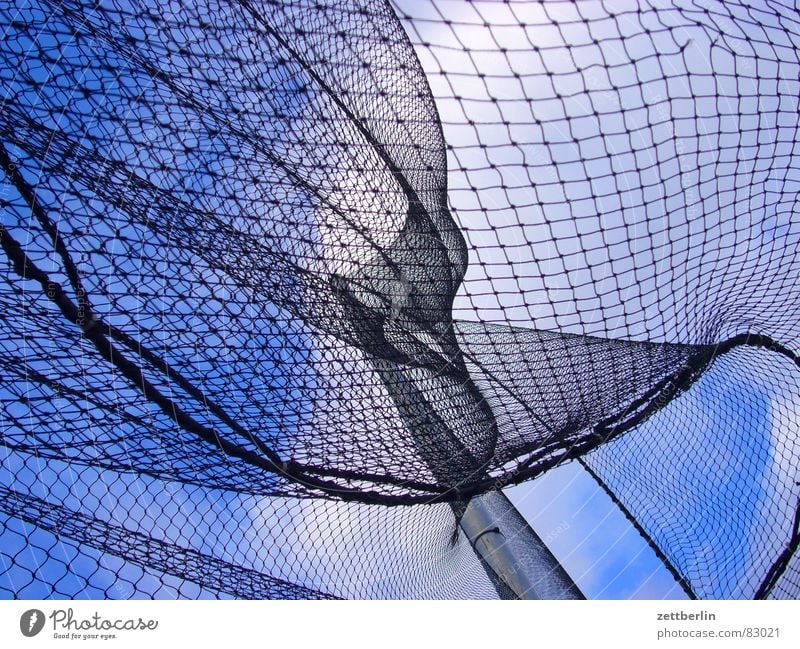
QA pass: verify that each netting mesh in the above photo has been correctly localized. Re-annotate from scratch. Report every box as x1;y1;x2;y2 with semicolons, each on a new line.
1;0;798;599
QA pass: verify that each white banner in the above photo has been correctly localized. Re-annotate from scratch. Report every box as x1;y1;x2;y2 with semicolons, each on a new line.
0;600;795;648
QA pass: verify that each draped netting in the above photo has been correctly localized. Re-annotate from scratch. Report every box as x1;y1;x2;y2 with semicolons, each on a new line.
0;0;798;598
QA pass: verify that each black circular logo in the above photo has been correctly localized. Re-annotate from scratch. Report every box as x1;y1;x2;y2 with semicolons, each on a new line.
20;609;45;637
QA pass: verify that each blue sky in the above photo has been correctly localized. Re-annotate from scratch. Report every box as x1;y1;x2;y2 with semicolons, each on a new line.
394;0;800;599
505;344;785;600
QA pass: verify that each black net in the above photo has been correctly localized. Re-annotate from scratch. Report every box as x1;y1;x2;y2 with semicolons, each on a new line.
0;0;798;599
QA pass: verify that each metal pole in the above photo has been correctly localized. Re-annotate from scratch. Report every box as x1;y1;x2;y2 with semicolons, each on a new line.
333;274;584;599
459;490;584;599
